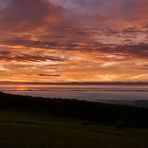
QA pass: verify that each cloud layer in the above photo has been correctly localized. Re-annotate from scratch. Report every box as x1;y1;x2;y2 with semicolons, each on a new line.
0;0;148;82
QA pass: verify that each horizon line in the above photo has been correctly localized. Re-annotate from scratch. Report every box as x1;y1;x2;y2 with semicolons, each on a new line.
0;81;148;85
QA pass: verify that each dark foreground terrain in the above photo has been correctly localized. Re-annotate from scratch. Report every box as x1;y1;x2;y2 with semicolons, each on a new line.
0;92;148;148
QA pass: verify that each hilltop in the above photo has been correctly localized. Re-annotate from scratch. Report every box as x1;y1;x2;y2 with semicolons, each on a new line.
1;92;148;127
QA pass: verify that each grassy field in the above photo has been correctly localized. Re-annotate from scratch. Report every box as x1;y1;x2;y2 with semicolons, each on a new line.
0;110;148;148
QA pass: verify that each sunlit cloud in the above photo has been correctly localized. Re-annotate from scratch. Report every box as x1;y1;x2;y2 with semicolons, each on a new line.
0;0;147;82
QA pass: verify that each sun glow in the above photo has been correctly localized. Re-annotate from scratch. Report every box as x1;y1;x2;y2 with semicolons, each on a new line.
16;86;29;91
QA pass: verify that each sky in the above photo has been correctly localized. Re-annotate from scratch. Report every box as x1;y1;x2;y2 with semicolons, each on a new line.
0;0;148;83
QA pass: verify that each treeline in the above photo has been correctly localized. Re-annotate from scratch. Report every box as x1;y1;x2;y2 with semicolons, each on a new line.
0;92;148;127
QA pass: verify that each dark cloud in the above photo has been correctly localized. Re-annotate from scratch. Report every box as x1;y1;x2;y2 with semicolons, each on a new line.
0;39;61;49
38;74;61;77
0;0;50;31
0;51;67;62
0;38;147;63
115;43;148;59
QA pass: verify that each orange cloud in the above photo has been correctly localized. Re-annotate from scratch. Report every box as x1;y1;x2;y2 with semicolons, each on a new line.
0;0;148;82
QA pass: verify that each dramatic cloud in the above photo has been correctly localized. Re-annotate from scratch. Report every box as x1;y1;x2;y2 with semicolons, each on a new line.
0;0;147;82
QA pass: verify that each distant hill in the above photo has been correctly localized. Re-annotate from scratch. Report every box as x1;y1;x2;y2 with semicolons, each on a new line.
1;92;148;128
96;99;148;108
0;81;148;85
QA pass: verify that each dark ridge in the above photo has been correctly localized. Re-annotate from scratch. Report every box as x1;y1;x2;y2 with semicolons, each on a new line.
0;92;148;128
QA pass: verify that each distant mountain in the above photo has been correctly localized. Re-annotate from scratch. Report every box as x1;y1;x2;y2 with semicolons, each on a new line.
0;81;148;85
